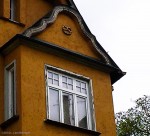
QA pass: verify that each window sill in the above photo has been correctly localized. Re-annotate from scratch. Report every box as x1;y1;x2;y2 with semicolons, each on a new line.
0;16;25;27
0;115;19;130
44;119;101;136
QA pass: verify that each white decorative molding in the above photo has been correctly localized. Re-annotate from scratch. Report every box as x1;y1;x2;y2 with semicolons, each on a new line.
23;6;111;65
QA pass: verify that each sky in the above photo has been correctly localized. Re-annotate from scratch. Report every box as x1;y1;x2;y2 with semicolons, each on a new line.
74;0;150;113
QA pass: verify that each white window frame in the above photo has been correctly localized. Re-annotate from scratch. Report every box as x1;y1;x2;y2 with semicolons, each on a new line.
45;65;96;131
4;60;16;121
10;0;16;20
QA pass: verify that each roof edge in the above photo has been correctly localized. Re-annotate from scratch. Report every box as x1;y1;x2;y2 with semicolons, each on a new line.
0;34;125;84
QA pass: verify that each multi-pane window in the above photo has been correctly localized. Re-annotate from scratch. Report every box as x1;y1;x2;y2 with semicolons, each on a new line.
45;66;95;130
4;60;16;121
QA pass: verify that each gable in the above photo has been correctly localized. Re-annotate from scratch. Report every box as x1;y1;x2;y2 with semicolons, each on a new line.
20;2;125;84
36;12;102;60
23;5;112;65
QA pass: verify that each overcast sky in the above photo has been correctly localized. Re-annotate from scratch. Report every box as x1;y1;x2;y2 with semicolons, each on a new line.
74;0;150;113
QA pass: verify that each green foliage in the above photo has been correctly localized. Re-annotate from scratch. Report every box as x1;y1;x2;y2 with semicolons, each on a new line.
115;95;150;136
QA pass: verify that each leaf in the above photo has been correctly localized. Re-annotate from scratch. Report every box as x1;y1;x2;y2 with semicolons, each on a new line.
115;95;150;136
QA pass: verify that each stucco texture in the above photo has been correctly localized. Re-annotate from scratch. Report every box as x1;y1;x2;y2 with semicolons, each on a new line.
18;44;116;136
35;12;103;60
0;47;22;136
0;40;116;135
0;0;117;135
0;0;51;47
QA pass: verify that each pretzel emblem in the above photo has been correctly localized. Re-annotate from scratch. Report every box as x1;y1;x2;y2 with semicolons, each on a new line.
62;26;72;35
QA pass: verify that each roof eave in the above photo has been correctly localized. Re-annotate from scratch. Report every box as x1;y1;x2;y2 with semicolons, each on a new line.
0;34;125;84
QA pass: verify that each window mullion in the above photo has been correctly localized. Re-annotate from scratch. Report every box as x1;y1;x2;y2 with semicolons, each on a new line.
47;88;51;119
59;74;63;123
46;69;51;119
86;98;91;130
86;85;92;130
8;71;12;118
73;94;78;127
59;89;64;123
73;78;78;127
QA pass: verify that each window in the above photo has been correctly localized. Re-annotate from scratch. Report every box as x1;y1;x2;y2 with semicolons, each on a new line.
10;0;17;20
0;0;19;22
45;65;96;130
4;60;16;121
0;1;3;16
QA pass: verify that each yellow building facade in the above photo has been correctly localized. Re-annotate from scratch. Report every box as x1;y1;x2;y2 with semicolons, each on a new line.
0;0;125;136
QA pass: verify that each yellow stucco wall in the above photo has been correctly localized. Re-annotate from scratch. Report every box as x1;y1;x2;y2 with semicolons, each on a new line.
0;34;117;136
0;0;52;47
25;0;52;26
18;44;116;136
0;47;22;136
0;44;116;136
36;13;102;60
0;0;117;135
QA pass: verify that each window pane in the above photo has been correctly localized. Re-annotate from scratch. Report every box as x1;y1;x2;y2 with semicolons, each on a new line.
77;97;87;129
62;82;67;88
48;72;53;78
49;88;60;122
68;78;73;84
62;76;67;83
76;80;80;87
81;82;86;89
53;73;59;80
48;79;53;84
76;87;81;93
53;80;59;86
68;84;73;90
63;93;75;125
81;83;87;94
10;70;15;115
81;88;87;94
